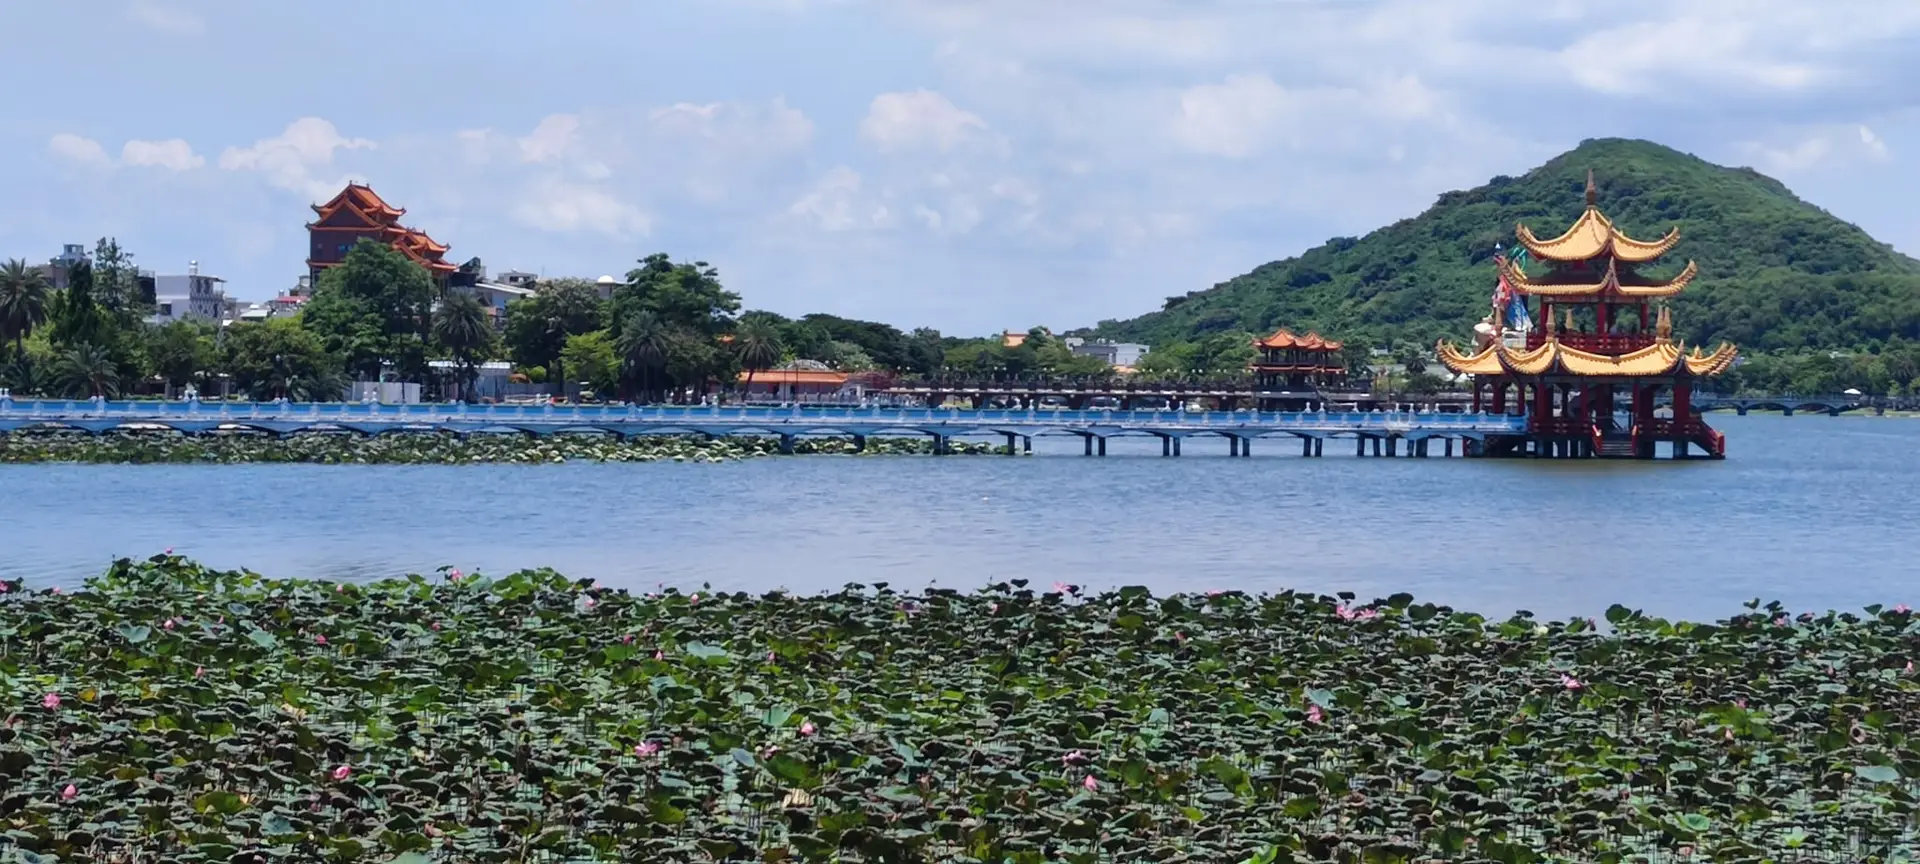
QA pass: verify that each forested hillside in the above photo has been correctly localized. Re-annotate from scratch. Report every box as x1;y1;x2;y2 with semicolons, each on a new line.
1094;138;1920;355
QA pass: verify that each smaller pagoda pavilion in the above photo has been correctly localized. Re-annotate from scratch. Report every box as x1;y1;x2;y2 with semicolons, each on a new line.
306;183;458;286
1251;328;1346;410
1436;171;1737;459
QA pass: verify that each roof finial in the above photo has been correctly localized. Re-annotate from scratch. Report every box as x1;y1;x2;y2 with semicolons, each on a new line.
1585;169;1597;207
1544;306;1557;339
1563;308;1577;334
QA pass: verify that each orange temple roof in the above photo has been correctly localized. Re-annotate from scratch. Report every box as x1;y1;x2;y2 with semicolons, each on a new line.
1255;328;1342;351
1514;171;1680;263
738;369;849;386
312;183;405;222
1498;256;1698;299
1436;309;1737;379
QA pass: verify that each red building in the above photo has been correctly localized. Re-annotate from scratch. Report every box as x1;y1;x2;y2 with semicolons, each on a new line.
1437;171;1738;459
306;183;457;285
1251;328;1347;409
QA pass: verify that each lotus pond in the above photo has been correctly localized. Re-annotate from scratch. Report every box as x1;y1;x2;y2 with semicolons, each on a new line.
4;558;1920;863
0;432;992;464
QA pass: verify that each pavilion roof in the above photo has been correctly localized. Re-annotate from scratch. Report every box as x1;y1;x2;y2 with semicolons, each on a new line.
1436;308;1736;378
1514;171;1680;264
1254;328;1342;351
1498;256;1698;299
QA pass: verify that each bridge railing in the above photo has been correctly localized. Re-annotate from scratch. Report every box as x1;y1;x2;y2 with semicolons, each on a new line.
0;398;1530;432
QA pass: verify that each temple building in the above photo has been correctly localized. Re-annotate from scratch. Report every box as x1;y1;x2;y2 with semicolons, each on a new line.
1251;328;1346;410
306;183;458;285
1436;171;1738;459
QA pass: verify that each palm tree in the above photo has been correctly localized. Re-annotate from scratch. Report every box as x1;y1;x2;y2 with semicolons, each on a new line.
616;310;670;403
732;319;784;403
53;343;120;398
0;259;52;361
432;293;492;402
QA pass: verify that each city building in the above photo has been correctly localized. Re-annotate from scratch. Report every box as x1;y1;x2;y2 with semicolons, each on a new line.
1070;340;1149;369
462;281;537;328
1436;171;1738;459
151;261;226;323
738;361;853;402
34;243;155;304
305;183;457;286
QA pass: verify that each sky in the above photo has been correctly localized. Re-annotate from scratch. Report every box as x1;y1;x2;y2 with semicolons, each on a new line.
6;0;1920;337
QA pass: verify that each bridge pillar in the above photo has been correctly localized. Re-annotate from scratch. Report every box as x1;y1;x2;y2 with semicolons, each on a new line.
1084;435;1094;457
1242;437;1251;457
1444;438;1453;458
1357;437;1366;457
932;434;948;456
1004;432;1018;455
1301;437;1312;458
779;434;795;454
1416;439;1429;458
1228;436;1239;457
1172;437;1182;457
1781;407;1794;418
1736;406;1748;416
1312;438;1322;457
1023;436;1032;454
853;434;867;452
1097;437;1107;457
1162;437;1171;457
1386;438;1398;457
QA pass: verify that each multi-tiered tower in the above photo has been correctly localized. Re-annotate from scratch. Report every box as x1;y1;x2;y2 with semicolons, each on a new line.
1437;172;1738;459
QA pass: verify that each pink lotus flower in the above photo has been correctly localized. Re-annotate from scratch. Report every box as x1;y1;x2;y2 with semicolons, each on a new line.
584;597;597;609
763;744;781;758
1733;698;1746;708
314;634;328;646
1052;581;1072;595
1908;661;1916;675
1206;590;1223;597
1306;704;1324;724
61;784;77;801
690;593;700;604
1335;605;1355;621
988;602;999;614
448;568;463;582
41;693;59;710
1560;673;1583;690
50;587;61;595
766;651;776;662
1175;632;1187;643
0;583;8;594
901;601;920;616
194;666;205;679
162;618;175;631
653;650;664;661
634;741;660;757
430;622;441;631
1082;775;1098;791
331;765;351;781
336;584;345;594
1897;604;1911;614
799;721;816;736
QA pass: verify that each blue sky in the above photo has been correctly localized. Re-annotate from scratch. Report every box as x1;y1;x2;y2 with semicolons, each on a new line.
7;0;1919;336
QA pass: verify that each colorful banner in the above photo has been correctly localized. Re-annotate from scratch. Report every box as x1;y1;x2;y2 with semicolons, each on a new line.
1492;252;1534;331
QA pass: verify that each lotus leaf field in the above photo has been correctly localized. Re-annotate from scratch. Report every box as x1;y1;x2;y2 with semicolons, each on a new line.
0;432;992;465
5;559;1920;863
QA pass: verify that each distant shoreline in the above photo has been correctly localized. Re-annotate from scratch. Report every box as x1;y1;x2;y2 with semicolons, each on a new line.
0;431;998;464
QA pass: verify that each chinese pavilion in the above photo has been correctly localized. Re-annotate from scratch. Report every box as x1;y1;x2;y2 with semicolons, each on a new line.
306;183;458;285
1435;171;1738;459
1251;328;1346;410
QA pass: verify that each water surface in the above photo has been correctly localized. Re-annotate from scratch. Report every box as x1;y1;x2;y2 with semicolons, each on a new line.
4;415;1913;620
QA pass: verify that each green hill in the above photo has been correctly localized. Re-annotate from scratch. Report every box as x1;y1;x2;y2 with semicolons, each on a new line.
1093;138;1920;354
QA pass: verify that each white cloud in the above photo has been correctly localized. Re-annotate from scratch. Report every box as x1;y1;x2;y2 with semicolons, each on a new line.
1170;73;1445;158
517;115;581;164
788;167;892;232
218;118;375;201
455;128;493;166
1860;125;1889;158
513;179;650;237
48;133;111;167
860;90;990;153
120;138;204;171
126;0;204;35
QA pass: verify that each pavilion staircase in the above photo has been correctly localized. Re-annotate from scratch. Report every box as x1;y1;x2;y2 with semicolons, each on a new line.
1595;418;1635;459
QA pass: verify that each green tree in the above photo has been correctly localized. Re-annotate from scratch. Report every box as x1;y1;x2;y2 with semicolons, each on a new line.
221;318;341;401
0;259;53;361
611;254;740;340
560;330;618;398
432;292;494;401
615;310;670;402
52;343;121;398
92;238;147;320
664;328;735;403
49;260;109;350
732;317;784;397
504;279;604;399
148;320;216;397
306;240;435;382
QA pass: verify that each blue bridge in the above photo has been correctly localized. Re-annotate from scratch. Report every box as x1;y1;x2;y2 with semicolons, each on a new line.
0;398;1528;457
